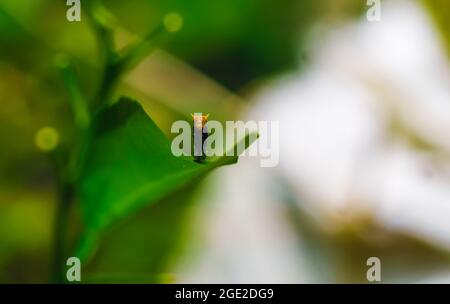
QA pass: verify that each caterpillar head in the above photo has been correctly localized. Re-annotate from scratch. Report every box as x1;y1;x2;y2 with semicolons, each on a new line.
191;113;209;129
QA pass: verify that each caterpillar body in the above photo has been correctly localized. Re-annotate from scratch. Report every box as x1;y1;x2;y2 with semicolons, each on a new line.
191;113;209;163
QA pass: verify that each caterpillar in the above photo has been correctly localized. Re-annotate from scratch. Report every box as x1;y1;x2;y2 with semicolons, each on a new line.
191;113;209;162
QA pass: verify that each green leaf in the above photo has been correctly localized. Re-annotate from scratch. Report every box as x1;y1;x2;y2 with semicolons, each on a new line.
76;97;257;261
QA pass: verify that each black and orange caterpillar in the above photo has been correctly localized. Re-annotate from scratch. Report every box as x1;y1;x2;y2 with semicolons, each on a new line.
191;113;209;162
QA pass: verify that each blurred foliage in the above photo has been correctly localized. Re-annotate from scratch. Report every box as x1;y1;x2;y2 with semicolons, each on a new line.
83;185;200;283
106;0;305;90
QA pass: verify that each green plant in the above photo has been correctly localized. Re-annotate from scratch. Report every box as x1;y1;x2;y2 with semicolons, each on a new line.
47;0;256;283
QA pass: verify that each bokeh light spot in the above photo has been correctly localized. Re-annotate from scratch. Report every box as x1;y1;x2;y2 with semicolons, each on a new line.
35;127;59;152
163;12;183;33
